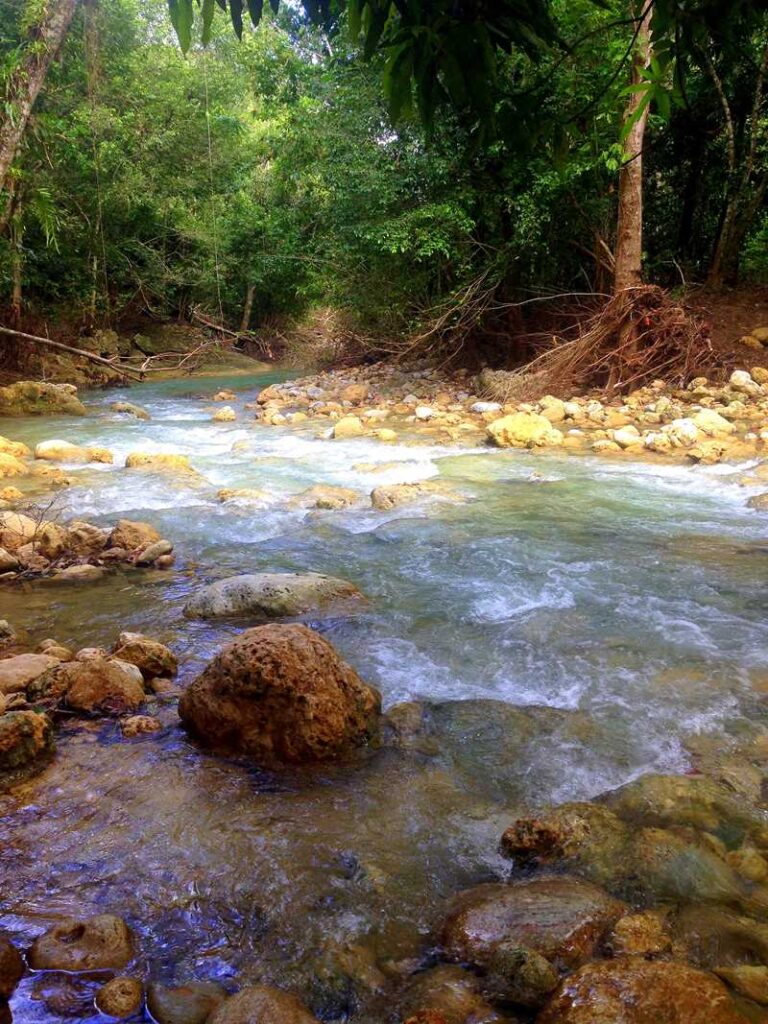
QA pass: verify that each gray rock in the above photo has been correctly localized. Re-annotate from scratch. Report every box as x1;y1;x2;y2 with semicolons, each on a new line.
183;572;364;620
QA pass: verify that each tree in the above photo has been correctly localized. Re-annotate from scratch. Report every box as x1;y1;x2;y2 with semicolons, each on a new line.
614;1;653;293
0;0;80;195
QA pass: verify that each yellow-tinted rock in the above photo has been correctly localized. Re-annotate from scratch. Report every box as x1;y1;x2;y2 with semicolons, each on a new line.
333;416;365;439
487;412;556;448
0;454;28;478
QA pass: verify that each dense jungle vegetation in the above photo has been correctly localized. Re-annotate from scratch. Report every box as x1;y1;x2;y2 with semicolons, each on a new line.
0;0;767;359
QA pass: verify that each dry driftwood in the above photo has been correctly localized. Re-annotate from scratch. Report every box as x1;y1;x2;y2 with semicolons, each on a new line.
0;324;143;381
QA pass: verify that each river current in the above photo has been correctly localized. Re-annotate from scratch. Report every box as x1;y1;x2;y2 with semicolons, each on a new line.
1;370;767;1021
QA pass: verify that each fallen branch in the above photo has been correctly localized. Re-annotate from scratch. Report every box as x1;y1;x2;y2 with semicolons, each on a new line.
0;325;143;381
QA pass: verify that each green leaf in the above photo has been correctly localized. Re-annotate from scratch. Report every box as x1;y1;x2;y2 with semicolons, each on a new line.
201;0;215;45
169;0;193;52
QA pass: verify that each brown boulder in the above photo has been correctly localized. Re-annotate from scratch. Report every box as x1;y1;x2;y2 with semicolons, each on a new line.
31;658;145;716
0;653;60;695
537;957;748;1023
0;711;54;775
28;914;133;972
208;985;320;1024
440;876;625;970
178;624;380;765
0;512;37;553
66;521;108;557
112;632;177;678
108;519;161;552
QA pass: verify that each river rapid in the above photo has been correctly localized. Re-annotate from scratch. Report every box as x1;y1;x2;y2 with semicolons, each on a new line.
1;369;767;1021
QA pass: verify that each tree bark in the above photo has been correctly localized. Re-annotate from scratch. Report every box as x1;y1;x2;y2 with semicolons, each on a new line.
239;283;255;333
614;1;653;294
0;0;80;195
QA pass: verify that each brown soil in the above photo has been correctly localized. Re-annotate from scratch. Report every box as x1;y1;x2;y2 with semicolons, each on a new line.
686;285;768;370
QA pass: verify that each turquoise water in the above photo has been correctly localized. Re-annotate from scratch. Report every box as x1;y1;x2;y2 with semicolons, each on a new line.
0;369;767;1021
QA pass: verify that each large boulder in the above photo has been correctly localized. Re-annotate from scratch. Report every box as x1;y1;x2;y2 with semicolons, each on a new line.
111;632;177;679
207;985;320;1024
537;957;748;1023
178;624;381;765
288;485;361;510
0;381;85;416
30;659;145;716
0;653;61;694
0;711;54;776
183;572;364;620
28;914;133;972
440;876;625;970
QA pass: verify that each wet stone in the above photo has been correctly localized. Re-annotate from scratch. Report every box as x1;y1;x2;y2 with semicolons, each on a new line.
146;980;229;1024
28;913;133;972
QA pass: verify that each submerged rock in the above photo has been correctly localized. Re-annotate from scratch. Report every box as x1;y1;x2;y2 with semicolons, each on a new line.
289;485;361;510
598;773;768;847
0;936;23;1000
111;400;151;420
146;980;228;1024
178;623;381;764
370;482;461;511
440;875;625;970
124;452;197;476
537;957;748;1023
95;976;144;1019
207;985;320;1023
183;571;364;620
28;914;133;972
482;943;558;1008
0;381;85;416
395;965;508;1024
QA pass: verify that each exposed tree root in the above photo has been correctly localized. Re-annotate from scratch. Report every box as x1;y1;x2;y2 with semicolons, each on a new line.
479;285;725;402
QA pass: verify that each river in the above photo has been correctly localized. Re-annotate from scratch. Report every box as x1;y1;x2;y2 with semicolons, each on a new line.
1;369;767;1021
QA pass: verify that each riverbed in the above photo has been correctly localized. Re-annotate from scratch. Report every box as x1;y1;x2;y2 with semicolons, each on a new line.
1;369;767;1021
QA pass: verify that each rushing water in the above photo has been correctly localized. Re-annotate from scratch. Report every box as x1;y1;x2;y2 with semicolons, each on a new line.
1;370;767;1021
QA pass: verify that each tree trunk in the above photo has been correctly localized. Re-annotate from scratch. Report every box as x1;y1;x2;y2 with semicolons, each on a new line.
239;283;255;333
0;0;80;195
10;229;23;327
614;1;653;294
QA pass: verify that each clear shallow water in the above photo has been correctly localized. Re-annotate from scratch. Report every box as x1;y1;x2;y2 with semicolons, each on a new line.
1;370;768;1021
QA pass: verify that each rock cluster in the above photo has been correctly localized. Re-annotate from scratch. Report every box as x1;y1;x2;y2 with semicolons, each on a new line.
0;512;174;581
248;362;768;467
0;629;177;787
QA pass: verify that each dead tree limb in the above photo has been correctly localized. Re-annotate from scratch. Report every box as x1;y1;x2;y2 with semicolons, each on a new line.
0;324;143;380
